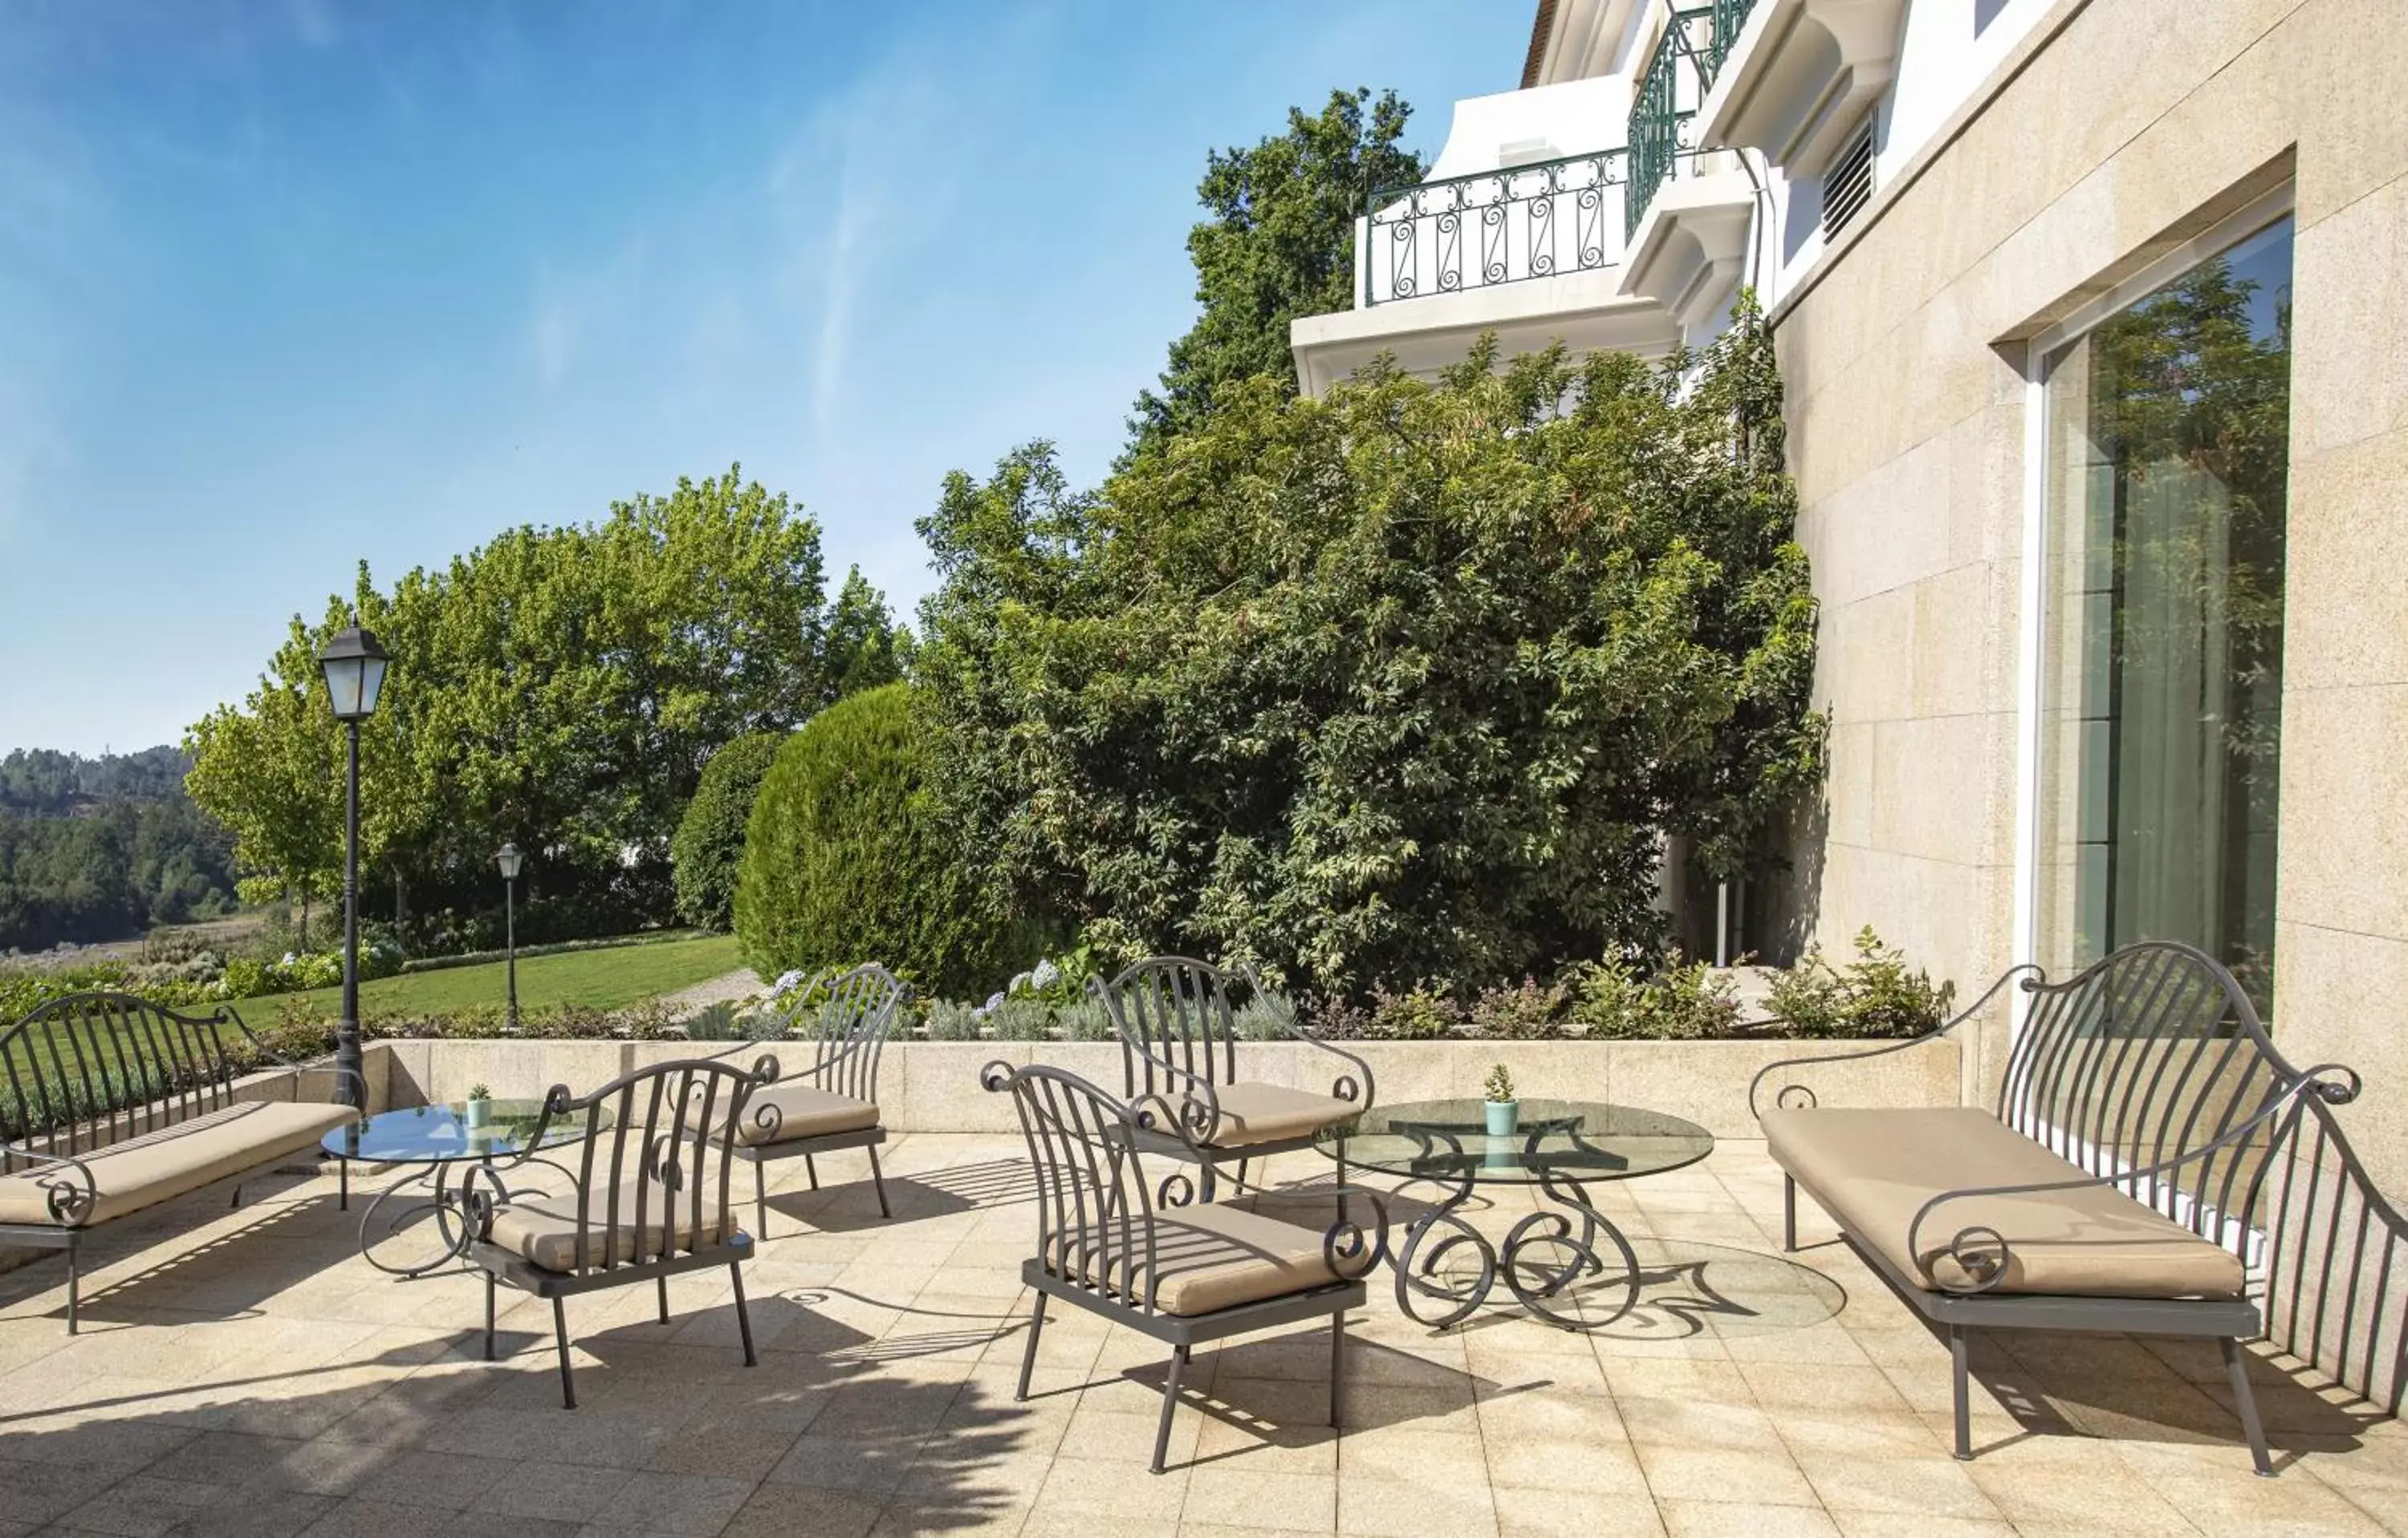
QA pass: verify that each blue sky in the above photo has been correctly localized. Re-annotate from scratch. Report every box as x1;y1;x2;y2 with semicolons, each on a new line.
0;0;1507;755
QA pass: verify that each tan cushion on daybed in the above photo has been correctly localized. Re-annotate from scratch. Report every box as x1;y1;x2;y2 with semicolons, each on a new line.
1197;1083;1357;1149
1051;1198;1344;1316
0;1099;355;1227
1763;1105;2245;1300
718;1082;879;1147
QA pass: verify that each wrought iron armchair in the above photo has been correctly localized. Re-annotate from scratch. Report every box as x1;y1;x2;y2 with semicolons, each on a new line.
1092;957;1374;1198
465;1053;776;1408
0;991;357;1333
982;1059;1385;1472
702;962;903;1235
1751;941;2402;1473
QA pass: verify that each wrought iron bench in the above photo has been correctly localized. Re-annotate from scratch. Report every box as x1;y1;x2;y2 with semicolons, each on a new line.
1751;941;2406;1475
0;991;356;1333
701;962;903;1235
1093;956;1375;1199
982;1058;1387;1472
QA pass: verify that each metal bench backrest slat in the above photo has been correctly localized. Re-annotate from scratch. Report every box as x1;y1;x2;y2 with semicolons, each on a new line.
0;991;247;1167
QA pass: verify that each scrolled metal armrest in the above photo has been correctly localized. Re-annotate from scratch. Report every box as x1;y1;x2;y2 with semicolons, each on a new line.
1235;966;1377;1111
0;1136;100;1226
1746;964;2042;1122
215;1002;368;1105
1130;1087;1221;1161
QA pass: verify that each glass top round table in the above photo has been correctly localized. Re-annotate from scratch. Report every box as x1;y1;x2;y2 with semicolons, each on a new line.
323;1101;611;1280
321;1099;604;1165
1316;1098;1714;1332
1316;1097;1713;1186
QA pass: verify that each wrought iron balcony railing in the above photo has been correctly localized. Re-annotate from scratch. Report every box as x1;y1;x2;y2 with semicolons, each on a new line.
1362;148;1627;307
1623;1;1756;240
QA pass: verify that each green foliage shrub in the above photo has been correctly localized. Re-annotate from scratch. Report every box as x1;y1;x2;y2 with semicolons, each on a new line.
672;732;787;932
1765;926;1956;1040
733;684;1034;1001
1564;955;1744;1040
917;301;1823;999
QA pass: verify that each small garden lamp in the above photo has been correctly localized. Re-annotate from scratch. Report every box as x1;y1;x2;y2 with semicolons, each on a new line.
495;842;524;1031
317;625;390;1111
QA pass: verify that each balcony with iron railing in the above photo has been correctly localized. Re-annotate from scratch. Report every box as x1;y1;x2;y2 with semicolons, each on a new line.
1624;0;1759;238
1361;148;1629;307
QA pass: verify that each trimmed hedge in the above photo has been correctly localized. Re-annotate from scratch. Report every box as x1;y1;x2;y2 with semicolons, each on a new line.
672;732;787;931
733;684;1035;1000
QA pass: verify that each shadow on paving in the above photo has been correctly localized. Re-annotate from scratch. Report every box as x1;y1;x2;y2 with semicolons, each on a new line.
0;1280;1048;1537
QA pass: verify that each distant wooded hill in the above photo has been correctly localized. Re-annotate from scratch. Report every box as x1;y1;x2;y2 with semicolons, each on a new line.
0;747;239;954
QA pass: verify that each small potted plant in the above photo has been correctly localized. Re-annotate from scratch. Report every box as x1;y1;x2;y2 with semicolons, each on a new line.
1483;1063;1519;1137
464;1083;494;1130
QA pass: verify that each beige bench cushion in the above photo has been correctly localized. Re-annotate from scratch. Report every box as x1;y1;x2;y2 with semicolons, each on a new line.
1198;1083;1357;1149
0;1099;355;1227
484;1169;739;1272
1052;1198;1343;1316
1763;1106;2245;1299
720;1082;879;1147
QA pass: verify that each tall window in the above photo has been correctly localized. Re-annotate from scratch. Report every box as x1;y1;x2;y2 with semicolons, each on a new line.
2036;216;2293;1015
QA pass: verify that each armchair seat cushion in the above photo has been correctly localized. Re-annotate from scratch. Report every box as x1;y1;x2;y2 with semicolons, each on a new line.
1763;1105;2244;1299
1051;1196;1343;1316
0;1099;354;1228
721;1083;879;1147
1197;1083;1358;1149
484;1172;738;1272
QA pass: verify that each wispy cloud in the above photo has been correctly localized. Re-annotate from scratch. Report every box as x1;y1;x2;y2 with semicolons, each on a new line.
524;236;650;390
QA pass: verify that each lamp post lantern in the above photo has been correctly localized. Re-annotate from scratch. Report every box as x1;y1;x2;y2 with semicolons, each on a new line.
495;842;523;1031
318;625;389;1113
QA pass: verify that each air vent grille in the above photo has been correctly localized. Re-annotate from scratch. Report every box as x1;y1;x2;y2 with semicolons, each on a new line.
1823;119;1876;239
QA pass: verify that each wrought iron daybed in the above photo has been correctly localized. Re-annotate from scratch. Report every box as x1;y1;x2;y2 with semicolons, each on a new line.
1752;941;2406;1475
0;991;356;1333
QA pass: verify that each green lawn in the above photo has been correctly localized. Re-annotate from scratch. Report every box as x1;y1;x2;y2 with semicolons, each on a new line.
275;933;746;1021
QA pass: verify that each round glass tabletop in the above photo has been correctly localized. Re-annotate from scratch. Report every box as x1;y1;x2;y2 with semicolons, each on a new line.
320;1099;603;1165
1316;1097;1713;1186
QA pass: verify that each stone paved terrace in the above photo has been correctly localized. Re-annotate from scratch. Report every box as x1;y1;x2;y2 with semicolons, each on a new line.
2;1134;2404;1537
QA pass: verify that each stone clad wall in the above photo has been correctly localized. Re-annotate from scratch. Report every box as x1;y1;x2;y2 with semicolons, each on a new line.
1767;0;2408;1186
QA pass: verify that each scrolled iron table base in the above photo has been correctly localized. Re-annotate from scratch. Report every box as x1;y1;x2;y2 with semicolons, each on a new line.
1393;1162;1643;1332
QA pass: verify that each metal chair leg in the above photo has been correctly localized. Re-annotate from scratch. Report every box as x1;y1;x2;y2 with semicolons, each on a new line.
230;1182;242;1209
1949;1325;1971;1460
2222;1336;2275;1476
483;1274;497;1361
805;1154;820;1191
64;1244;79;1336
730;1263;757;1368
1783;1174;1797;1252
1235;1158;1251;1194
1152;1343;1190;1475
552;1296;577;1410
340;1160;349;1210
868;1147;891;1219
754;1160;769;1242
1016;1290;1048;1402
1330;1309;1346;1428
657;1276;670;1324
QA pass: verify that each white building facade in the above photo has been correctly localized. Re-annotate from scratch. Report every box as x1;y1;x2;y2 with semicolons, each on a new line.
1294;0;2408;1190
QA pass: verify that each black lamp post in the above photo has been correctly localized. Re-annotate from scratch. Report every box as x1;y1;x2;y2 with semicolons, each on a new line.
496;842;523;1031
318;625;389;1112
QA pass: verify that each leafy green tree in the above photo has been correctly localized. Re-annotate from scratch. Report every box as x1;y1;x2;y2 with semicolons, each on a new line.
1125;87;1425;462
734;684;1036;999
920;302;1822;997
820;566;913;703
187;466;851;949
671;731;786;932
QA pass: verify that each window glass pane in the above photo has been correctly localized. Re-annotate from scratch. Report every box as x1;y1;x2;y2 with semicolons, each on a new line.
2036;217;2293;1017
